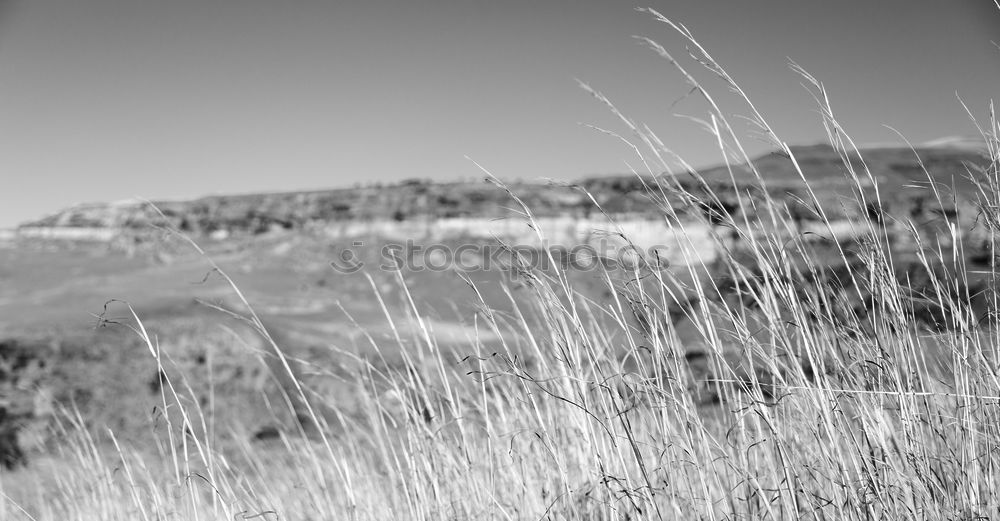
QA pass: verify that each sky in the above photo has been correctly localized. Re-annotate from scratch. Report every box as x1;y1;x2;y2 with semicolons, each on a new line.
0;0;997;228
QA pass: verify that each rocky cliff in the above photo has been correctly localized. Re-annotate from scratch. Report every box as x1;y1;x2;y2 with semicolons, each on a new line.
16;142;992;241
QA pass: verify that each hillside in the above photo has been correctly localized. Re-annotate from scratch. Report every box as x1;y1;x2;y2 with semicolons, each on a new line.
697;143;990;195
17;141;992;240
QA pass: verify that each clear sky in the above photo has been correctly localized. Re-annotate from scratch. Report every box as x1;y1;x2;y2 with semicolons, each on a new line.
0;0;997;228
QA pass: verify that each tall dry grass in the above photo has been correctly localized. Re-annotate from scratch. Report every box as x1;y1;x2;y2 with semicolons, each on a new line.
4;8;1000;520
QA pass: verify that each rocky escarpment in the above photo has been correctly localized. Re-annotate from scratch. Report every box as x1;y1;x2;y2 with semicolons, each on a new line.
17;143;992;243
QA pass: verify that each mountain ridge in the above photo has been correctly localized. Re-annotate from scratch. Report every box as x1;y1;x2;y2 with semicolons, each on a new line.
17;140;992;237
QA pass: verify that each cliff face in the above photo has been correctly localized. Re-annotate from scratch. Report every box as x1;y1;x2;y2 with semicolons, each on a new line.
17;143;992;241
19;181;594;237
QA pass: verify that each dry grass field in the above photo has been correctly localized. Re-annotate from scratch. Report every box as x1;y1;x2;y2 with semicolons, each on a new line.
2;11;1000;520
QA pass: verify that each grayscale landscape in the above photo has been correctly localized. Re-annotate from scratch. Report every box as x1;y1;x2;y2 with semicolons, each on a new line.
1;2;999;520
